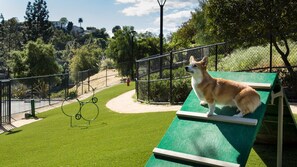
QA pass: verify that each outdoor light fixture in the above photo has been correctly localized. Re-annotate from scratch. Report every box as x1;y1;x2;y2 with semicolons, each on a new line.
131;30;136;80
157;0;166;56
157;0;166;78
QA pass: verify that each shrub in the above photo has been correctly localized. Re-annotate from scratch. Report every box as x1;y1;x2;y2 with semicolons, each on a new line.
11;84;28;99
138;67;192;104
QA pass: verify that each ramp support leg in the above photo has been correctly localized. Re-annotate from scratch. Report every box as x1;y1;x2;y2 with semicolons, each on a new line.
271;87;283;167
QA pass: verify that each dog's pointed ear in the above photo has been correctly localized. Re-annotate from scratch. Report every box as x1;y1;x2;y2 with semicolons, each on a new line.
201;56;208;67
189;56;195;63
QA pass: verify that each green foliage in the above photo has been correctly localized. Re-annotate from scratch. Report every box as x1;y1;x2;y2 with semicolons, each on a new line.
138;67;191;103
68;90;77;99
11;84;28;99
26;39;61;76
9;39;61;77
0;17;23;57
168;1;214;49
90;28;110;49
206;0;297;76
9;51;27;77
105;26;136;77
24;0;53;43
69;43;103;81
136;32;159;59
218;41;297;72
101;58;114;69
50;29;74;50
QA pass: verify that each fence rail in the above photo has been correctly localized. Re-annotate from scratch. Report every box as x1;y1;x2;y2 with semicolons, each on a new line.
136;41;297;104
0;66;122;116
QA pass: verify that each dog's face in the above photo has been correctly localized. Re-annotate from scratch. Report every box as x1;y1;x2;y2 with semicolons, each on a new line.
185;56;208;76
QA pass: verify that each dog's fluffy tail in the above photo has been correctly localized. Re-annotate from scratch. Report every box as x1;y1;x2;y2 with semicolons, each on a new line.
235;87;261;115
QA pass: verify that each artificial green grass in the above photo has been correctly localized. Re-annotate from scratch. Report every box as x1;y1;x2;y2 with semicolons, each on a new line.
1;83;296;166
0;83;176;167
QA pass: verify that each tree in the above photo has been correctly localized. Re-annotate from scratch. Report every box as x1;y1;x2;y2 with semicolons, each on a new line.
70;43;103;81
59;17;68;29
206;0;297;77
78;18;83;28
112;25;121;34
136;32;159;59
9;39;61;77
50;28;73;50
0;16;23;67
0;13;6;60
66;21;73;33
24;0;53;43
106;26;137;77
3;18;23;52
91;28;110;49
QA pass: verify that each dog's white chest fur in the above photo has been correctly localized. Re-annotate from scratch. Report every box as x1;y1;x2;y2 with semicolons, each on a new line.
191;76;205;101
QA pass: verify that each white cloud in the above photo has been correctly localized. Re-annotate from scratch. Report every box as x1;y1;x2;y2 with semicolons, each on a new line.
116;0;197;16
115;0;137;4
154;10;192;33
116;0;198;34
121;1;159;16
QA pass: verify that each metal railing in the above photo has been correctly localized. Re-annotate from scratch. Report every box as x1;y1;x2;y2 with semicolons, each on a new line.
136;41;297;104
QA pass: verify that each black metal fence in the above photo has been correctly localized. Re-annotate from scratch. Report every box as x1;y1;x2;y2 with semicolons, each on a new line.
0;80;11;125
74;67;121;96
0;65;122;118
136;41;297;104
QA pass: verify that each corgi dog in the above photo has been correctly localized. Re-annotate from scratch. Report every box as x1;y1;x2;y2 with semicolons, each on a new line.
185;56;261;117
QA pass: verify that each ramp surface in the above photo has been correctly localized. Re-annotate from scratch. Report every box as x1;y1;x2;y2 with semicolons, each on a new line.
146;72;278;166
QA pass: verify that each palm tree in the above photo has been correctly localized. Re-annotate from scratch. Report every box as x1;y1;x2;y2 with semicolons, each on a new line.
78;18;83;28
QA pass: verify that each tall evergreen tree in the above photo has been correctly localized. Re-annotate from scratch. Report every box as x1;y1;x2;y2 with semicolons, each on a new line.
66;21;73;33
24;0;53;43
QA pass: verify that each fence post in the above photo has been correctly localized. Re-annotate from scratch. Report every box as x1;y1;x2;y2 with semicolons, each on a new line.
148;60;151;102
0;81;2;126
31;80;34;99
63;73;69;98
215;44;218;71
8;80;11;123
48;77;51;105
169;52;173;104
88;69;90;92
81;71;83;95
270;33;273;73
104;66;107;87
136;62;139;100
76;71;79;93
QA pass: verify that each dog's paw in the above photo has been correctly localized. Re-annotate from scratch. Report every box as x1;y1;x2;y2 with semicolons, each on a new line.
233;112;243;117
200;101;208;106
206;111;213;117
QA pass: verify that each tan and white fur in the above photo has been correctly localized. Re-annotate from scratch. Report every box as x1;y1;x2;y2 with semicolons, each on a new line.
185;56;261;117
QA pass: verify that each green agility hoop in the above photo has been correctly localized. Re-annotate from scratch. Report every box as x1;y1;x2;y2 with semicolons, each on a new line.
61;83;99;127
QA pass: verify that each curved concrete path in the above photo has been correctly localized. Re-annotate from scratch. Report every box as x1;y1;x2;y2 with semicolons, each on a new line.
106;90;181;113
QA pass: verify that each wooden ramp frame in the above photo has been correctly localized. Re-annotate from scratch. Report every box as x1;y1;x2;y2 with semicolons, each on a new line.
145;71;294;167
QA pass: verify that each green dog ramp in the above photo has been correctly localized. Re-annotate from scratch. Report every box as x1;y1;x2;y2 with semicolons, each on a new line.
146;72;295;167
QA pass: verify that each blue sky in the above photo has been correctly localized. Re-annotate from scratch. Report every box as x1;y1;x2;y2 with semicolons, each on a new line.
0;0;199;36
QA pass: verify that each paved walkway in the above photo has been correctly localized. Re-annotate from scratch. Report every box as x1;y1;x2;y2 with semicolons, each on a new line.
106;90;181;113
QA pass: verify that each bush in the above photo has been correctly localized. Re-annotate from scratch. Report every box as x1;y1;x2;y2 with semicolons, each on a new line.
11;84;28;99
138;67;192;104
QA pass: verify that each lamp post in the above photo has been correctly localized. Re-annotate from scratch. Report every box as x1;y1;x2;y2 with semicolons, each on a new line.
130;30;136;80
0;14;4;46
157;0;166;78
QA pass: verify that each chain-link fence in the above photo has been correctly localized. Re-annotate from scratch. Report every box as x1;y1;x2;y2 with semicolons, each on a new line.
136;43;227;104
72;66;122;96
136;41;297;104
3;63;125;115
10;73;68;115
